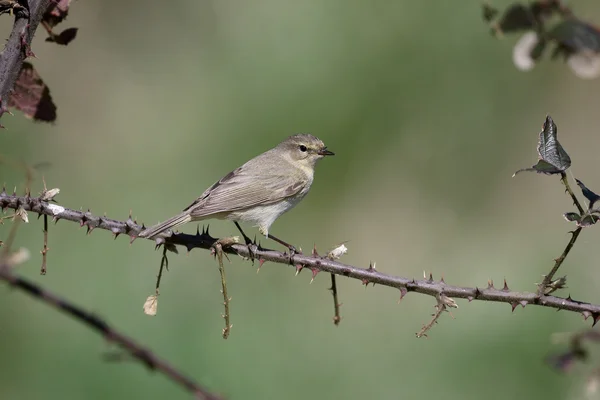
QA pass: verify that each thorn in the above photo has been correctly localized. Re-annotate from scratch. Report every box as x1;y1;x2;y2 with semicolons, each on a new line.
474;288;481;298
397;287;408;303
428;272;433;282
511;302;518;312
295;264;303;276
502;279;509;292
257;258;265;273
361;278;370;286
594;313;600;327
310;268;319;283
196;225;201;236
467;296;474;302
582;311;592;320
519;300;528;308
111;227;120;239
566;294;573;301
86;225;94;235
440;274;445;283
129;236;136;245
487;279;494;289
368;261;376;272
312;243;319;257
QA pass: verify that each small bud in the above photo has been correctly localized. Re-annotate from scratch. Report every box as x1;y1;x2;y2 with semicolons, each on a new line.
327;243;348;260
143;295;158;316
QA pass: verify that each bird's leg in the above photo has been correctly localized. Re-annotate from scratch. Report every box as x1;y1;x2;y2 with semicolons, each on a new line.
266;233;298;263
233;222;257;260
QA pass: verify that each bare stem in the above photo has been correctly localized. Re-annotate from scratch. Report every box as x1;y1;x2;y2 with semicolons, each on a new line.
561;172;584;214
329;273;341;325
155;245;168;295
212;242;232;339
537;227;582;296
40;214;48;274
0;263;222;400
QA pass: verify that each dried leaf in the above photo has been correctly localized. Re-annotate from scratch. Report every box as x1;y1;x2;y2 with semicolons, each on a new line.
577;214;599;227
440;294;458;309
513;31;545;71
494;3;536;34
15;207;28;223
40;188;60;201
576;179;600;209
143;295;158;316
327;243;348;260
43;0;73;28
547;19;600;54
563;212;580;222
4;247;30;267
513;115;571;176
45;27;78;46
8;62;57;123
545;275;567;295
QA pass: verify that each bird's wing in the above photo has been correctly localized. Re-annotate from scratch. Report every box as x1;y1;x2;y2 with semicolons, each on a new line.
183;163;308;218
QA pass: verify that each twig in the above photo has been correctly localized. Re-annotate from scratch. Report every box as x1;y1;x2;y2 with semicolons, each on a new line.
537;227;582;296
156;245;168;294
329;274;341;325
416;293;458;338
40;214;48;274
3;193;600;322
0;0;51;119
211;239;235;339
561;172;584;215
0;263;222;400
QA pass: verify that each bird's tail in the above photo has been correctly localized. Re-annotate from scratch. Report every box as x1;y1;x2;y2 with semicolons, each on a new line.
138;212;193;238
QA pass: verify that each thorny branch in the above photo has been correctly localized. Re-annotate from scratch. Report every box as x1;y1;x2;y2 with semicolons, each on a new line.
3;191;600;328
0;261;222;400
211;238;236;339
0;0;51;120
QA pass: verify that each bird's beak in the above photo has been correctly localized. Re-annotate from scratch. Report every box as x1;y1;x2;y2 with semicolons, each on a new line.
318;147;335;156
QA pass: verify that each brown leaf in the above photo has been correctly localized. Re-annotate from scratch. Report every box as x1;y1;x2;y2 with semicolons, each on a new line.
43;0;73;28
8;62;57;123
45;27;78;46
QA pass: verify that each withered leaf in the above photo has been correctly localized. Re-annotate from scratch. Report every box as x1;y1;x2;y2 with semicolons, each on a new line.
514;115;571;176
546;19;600;54
45;27;78;46
576;179;600;209
43;0;72;28
8;62;57;123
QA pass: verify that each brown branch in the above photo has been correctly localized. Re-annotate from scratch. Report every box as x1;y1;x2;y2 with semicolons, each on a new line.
0;262;222;400
0;0;51;118
561;172;585;215
3;192;600;324
40;213;48;274
537;227;582;296
211;239;235;339
329;273;342;325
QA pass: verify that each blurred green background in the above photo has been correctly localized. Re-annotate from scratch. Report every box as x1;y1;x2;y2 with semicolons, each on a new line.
2;1;600;399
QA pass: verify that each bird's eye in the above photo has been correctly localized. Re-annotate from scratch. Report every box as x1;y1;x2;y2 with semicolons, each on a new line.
299;145;307;152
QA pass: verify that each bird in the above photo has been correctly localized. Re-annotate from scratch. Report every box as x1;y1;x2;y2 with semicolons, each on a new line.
138;134;334;252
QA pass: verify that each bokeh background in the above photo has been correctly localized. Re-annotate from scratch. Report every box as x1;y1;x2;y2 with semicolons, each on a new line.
2;1;600;399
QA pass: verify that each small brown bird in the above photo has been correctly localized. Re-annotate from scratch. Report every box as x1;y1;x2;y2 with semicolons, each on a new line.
138;134;334;251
